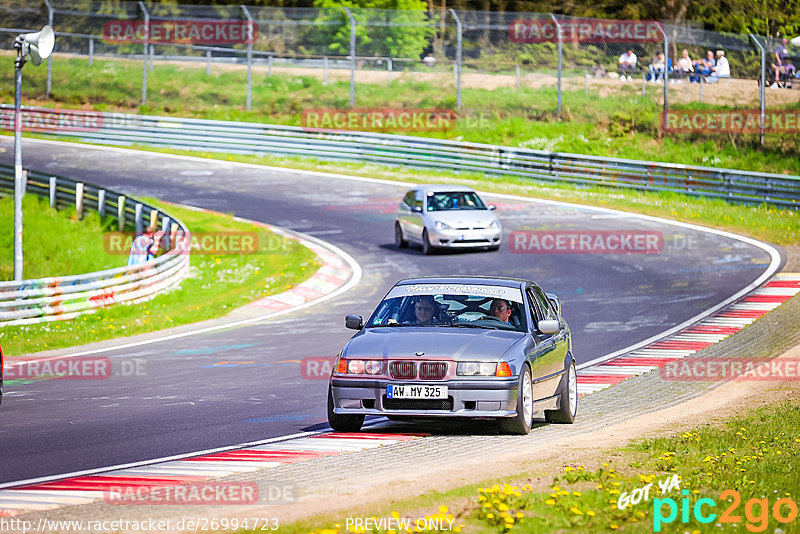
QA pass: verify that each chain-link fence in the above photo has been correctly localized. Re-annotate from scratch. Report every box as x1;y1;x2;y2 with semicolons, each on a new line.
1;1;798;142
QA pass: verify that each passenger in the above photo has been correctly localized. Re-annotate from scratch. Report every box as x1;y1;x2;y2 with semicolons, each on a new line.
488;299;512;324
413;296;439;324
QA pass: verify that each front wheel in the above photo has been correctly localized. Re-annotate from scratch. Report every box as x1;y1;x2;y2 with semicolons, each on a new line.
395;223;408;249
545;361;577;424
421;229;434;255
498;365;533;435
327;386;364;432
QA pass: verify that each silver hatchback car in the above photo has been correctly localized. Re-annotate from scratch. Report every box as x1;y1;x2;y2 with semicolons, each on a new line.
395;185;502;254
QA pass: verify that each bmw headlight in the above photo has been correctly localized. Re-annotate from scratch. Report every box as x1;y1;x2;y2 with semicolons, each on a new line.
434;221;451;231
457;362;498;376
489;220;501;229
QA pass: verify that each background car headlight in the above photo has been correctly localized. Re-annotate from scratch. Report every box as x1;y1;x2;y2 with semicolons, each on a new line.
434;221;451;230
457;362;498;376
489;220;501;229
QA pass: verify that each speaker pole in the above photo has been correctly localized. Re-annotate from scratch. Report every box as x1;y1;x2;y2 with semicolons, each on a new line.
13;38;26;281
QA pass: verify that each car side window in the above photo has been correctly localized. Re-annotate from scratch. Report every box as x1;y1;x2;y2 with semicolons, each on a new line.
527;288;544;324
533;286;557;321
413;191;424;210
402;191;415;209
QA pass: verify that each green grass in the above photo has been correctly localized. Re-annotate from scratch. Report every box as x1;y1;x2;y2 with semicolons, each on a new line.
275;394;800;534
0;199;319;356
0;195;121;280
3;54;800;175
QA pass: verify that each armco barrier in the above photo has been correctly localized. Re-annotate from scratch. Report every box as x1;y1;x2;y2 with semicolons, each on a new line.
0;164;190;326
1;106;798;208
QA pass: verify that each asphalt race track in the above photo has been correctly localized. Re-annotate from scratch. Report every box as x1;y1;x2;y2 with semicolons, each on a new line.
0;138;779;485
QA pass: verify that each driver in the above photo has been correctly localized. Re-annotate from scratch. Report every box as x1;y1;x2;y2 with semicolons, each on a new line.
489;299;512;324
413;296;439;324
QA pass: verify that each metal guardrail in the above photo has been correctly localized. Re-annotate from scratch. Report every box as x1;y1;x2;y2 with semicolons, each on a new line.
2;106;797;209
0;164;191;326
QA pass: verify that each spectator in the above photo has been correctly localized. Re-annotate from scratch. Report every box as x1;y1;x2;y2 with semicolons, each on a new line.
709;50;730;83
127;225;157;267
618;49;637;81
592;62;607;78
422;53;435;68
673;49;693;83
648;52;666;82
771;38;791;88
692;50;715;82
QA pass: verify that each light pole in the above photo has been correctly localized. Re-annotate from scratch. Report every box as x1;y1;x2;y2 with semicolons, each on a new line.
13;26;55;281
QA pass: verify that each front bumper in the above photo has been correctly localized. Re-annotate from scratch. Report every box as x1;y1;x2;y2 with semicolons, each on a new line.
427;227;502;248
330;377;518;418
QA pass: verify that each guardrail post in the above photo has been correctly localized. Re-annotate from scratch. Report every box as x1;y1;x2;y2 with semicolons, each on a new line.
241;5;254;111
138;1;149;106
345;7;356;107
98;189;106;219
117;195;126;231
206;50;211;75
49;177;57;209
135;202;143;234
449;9;462;111
161;216;171;249
150;209;159;229
89;38;94;66
550;14;562;116
44;0;53;98
75;182;84;220
323;56;328;85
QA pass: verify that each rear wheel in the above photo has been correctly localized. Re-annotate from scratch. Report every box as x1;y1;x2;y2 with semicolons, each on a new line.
395;223;408;249
327;386;364;432
422;229;434;255
545;361;577;424
498;365;533;435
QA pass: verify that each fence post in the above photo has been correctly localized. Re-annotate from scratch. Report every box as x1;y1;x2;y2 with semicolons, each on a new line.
345;7;356;107
323;56;328;85
75;182;84;220
206;50;211;75
149;44;154;71
138;1;149;106
749;34;766;146
241;5;254;111
388;57;392;83
44;0;53;98
98;189;106;219
150;209;159;228
660;28;669;131
49;177;57;209
268;54;273;77
550;14;562;116
699;78;703;103
449;9;462;111
642;72;646;97
516;65;520;89
135;202;143;234
585;67;588;94
117;196;126;231
89;38;94;66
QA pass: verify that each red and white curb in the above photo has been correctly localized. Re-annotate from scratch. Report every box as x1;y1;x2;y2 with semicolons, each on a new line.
575;272;800;396
0;433;421;515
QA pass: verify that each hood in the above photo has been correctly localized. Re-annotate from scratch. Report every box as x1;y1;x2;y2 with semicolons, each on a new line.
344;327;524;361
425;210;498;229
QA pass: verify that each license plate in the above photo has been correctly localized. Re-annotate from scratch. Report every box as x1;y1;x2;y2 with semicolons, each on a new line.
387;384;448;399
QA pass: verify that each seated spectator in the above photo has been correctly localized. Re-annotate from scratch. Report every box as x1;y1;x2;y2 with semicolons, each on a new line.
592;62;607;78
708;50;730;83
692;50;715;82
673;49;693;83
618;49;637;81
771;38;792;88
648;52;666;82
422;53;435;68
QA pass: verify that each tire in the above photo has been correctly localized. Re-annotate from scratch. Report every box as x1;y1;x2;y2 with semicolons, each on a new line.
422;229;434;255
327;386;364;432
545;361;577;424
395;223;408;249
487;244;500;252
498;365;533;435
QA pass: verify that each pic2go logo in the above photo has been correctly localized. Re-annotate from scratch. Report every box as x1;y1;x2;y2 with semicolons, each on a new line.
654;489;798;532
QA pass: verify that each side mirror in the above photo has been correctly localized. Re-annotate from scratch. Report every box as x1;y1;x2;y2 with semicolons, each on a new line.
538;319;560;335
411;206;422;213
345;315;364;330
546;292;561;316
488;204;497;211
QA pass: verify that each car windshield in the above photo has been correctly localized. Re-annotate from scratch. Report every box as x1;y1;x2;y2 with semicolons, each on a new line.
366;284;526;332
426;191;487;211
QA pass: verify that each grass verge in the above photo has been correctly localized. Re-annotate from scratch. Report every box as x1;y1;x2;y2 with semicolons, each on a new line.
0;199;320;356
273;391;800;534
2;55;799;175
